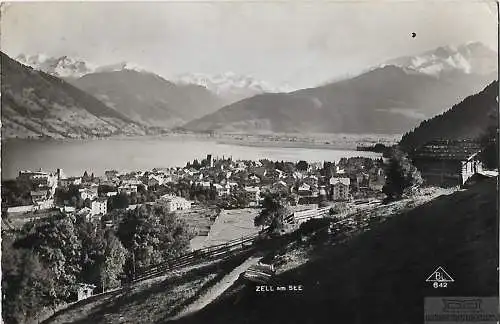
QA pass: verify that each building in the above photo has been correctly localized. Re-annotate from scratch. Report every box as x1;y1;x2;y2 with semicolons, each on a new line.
244;186;261;207
411;140;484;187
297;183;312;196
270;180;290;194
330;177;350;201
59;177;82;187
117;184;138;195
263;169;284;183
77;283;96;301
147;175;164;187
106;191;118;197
213;184;231;197
60;206;76;215
34;198;55;210
18;169;58;195
30;189;50;204
91;199;107;216
158;195;192;212
79;188;98;201
303;175;319;187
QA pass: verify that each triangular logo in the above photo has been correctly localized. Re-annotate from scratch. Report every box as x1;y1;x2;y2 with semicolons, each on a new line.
426;266;454;282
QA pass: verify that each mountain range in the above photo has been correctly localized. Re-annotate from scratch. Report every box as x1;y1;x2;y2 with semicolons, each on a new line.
16;54;284;109
184;42;497;134
5;42;498;138
1;52;146;139
67;70;224;128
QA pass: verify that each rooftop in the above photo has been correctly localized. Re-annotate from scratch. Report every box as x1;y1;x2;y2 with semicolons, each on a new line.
411;140;483;161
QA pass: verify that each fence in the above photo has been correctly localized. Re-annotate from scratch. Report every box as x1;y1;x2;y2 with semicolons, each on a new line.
132;206;337;283
132;232;260;282
291;206;331;225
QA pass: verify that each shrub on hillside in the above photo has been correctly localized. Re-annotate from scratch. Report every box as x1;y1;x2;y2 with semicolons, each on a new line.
382;147;423;201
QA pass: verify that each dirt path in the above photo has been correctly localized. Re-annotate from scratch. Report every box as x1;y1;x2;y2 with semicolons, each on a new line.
170;255;262;320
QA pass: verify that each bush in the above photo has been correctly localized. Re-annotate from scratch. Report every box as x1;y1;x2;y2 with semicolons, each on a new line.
382;147;423;200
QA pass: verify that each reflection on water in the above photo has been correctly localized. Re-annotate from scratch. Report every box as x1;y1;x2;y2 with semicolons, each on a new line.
2;137;381;179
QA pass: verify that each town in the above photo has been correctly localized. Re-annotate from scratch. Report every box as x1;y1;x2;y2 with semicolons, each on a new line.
2;154;386;230
2;141;497;324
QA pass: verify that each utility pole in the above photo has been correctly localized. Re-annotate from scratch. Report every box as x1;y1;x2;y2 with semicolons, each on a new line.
132;251;136;280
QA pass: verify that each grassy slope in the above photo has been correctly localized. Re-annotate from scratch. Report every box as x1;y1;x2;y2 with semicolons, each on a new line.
174;178;498;324
42;250;255;324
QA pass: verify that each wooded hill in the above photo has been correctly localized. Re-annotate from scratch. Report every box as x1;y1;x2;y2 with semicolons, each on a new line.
399;81;498;152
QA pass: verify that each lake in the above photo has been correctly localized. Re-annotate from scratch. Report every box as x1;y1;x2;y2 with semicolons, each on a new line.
1;137;382;180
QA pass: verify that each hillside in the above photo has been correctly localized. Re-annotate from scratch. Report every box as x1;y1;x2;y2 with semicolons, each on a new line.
38;179;498;324
399;81;499;151
1;52;145;140
173;178;498;324
69;70;224;128
183;43;497;134
184;65;495;134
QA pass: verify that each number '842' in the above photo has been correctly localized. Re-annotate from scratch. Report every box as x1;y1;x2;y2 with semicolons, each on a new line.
433;282;447;288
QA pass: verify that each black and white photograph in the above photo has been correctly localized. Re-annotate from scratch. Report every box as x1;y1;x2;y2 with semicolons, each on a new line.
0;1;498;323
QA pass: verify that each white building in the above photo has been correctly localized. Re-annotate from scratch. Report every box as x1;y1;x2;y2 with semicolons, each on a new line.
106;191;118;197
91;199;107;216
117;184;138;195
158;195;192;212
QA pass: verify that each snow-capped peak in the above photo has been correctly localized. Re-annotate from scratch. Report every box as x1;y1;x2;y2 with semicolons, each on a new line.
15;54;152;79
16;53;98;78
175;72;293;103
384;42;497;77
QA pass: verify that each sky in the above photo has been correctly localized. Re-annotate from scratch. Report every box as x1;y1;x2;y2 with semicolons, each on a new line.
1;1;498;89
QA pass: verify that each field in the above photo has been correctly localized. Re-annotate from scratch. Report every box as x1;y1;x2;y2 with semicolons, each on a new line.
191;208;260;250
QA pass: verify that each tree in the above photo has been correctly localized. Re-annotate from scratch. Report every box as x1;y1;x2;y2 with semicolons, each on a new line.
296;160;309;172
5;215;83;322
110;192;130;210
6;253;57;324
117;204;192;270
254;193;292;233
382;147;423;200
100;232;127;291
17;216;82;301
192;159;201;169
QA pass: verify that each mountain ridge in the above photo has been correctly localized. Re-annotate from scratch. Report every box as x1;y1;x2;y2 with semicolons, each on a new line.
68;69;224;128
1;52;146;140
183;64;496;134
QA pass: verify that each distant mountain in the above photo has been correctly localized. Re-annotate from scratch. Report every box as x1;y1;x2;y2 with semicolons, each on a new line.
69;70;224;128
386;42;497;76
1;52;145;140
16;53;97;79
399;81;498;151
175;72;293;105
183;63;496;134
16;54;225;127
16;53;156;79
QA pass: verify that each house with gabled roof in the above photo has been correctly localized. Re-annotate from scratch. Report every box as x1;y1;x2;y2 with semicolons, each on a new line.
410;140;484;187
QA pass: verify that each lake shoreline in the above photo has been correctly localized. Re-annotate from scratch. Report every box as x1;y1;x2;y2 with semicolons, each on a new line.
2;135;384;180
